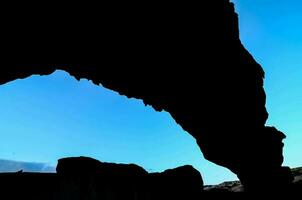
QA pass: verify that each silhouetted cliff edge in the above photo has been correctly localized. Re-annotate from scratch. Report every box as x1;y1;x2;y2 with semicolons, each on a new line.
0;0;295;192
0;157;300;199
205;167;302;192
0;157;203;199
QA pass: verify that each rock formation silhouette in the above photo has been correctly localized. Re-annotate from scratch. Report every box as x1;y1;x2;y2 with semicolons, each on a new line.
0;0;294;192
205;167;302;192
56;157;203;199
0;157;299;199
0;157;204;199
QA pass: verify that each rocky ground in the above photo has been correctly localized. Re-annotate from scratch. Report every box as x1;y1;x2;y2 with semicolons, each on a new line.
0;157;300;199
292;167;302;183
205;167;302;192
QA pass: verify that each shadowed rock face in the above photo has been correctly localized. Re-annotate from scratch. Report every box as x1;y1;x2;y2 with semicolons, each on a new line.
205;167;302;192
0;157;203;199
56;157;203;199
0;0;293;191
0;158;299;199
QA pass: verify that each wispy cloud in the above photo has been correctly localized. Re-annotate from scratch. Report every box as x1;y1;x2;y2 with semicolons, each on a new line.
0;159;55;172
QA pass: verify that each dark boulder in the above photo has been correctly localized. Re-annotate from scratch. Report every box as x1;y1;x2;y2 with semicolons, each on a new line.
55;157;203;199
146;165;203;198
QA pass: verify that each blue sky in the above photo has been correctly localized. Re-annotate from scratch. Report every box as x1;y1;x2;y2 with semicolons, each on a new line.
0;0;301;185
232;0;302;168
0;71;237;184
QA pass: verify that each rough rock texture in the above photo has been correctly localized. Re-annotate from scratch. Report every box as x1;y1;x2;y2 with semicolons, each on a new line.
292;167;302;186
205;167;302;193
204;181;243;192
0;0;294;191
292;168;302;193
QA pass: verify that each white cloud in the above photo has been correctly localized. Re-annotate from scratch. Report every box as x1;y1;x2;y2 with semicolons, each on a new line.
0;159;55;172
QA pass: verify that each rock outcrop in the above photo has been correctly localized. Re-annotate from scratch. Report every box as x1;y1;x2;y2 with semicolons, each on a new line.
56;157;203;199
0;0;294;191
204;181;243;192
205;167;302;193
0;157;203;199
0;158;299;198
292;167;302;191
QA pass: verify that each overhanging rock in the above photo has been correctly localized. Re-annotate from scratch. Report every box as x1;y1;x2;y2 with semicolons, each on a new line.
0;0;293;191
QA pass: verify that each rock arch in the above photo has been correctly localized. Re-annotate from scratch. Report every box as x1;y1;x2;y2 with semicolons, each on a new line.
0;0;293;191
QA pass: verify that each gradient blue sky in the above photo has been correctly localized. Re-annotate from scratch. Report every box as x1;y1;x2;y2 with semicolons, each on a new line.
232;0;302;168
0;0;301;185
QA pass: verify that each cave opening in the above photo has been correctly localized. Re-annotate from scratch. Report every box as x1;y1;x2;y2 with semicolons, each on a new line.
0;70;237;185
